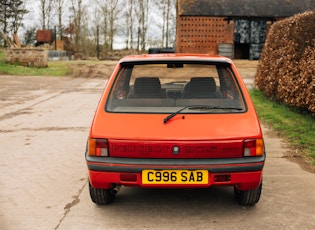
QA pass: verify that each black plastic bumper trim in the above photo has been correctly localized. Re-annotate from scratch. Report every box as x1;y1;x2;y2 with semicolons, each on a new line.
86;153;265;173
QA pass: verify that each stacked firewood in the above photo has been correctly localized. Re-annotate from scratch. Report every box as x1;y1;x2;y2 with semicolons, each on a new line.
255;10;315;116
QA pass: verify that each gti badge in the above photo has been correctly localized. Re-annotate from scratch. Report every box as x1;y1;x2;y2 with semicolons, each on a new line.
172;146;180;154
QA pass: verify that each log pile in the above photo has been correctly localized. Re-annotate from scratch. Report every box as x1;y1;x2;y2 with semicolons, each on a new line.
255;10;315;116
2;34;22;48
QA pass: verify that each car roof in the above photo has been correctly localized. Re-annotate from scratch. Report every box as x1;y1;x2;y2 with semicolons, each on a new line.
119;53;233;64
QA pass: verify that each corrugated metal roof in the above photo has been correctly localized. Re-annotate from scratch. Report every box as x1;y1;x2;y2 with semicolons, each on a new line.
178;0;315;18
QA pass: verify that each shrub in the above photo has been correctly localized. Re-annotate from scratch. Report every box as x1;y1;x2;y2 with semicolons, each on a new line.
255;10;315;116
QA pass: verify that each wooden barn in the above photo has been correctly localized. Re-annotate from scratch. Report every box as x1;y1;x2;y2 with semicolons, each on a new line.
176;0;315;59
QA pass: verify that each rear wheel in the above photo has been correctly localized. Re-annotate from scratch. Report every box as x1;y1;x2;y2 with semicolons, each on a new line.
234;182;262;206
89;182;117;205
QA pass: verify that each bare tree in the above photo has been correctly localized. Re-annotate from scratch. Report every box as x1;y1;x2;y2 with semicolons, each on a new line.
90;2;101;56
56;0;65;39
155;1;166;47
7;0;176;52
155;0;176;47
124;0;134;49
39;0;54;30
70;0;84;49
96;0;120;51
79;9;96;57
164;0;172;47
135;0;150;51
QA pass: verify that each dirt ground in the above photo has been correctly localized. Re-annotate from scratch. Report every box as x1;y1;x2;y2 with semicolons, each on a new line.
67;59;259;81
67;61;118;79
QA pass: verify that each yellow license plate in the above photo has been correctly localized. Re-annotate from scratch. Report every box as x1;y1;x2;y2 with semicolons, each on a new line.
142;170;208;185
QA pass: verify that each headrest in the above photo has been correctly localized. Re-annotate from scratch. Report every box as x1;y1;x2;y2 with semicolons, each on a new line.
186;77;217;92
134;77;161;93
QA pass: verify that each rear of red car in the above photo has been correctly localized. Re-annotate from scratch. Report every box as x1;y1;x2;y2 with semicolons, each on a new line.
85;54;265;206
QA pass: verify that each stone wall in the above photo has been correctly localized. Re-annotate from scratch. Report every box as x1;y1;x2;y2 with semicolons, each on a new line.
5;48;48;68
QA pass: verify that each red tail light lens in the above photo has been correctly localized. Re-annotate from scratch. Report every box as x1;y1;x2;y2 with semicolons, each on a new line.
244;139;264;157
88;138;108;156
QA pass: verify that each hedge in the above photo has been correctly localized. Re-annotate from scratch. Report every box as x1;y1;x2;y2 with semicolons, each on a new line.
255;10;315;116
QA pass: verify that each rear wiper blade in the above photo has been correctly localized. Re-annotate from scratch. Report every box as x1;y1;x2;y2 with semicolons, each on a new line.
163;105;192;124
163;105;243;124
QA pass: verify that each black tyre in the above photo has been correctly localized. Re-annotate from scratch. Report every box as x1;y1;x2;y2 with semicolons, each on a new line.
234;182;262;206
89;182;116;205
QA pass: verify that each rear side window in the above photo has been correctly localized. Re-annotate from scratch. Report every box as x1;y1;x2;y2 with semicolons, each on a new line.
106;62;246;113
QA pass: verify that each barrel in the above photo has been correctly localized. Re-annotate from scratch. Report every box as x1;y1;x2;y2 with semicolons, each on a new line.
218;43;234;59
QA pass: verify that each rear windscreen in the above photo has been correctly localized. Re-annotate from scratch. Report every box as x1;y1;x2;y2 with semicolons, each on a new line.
106;62;246;114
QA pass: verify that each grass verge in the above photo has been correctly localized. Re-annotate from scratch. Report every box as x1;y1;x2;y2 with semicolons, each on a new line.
249;89;315;165
0;50;69;76
0;50;110;77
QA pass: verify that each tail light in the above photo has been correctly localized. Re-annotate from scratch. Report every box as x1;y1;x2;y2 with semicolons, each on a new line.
88;138;108;156
244;139;264;157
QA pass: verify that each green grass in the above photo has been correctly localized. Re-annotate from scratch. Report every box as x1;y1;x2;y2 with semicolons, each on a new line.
0;50;108;76
249;89;315;164
0;50;69;76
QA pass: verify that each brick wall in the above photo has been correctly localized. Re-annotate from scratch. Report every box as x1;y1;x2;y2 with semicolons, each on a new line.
5;48;48;68
175;16;234;54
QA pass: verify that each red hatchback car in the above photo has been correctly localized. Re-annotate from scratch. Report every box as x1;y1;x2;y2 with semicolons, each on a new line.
86;54;265;206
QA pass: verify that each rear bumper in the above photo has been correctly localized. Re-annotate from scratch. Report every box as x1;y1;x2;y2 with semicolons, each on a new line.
86;154;265;190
